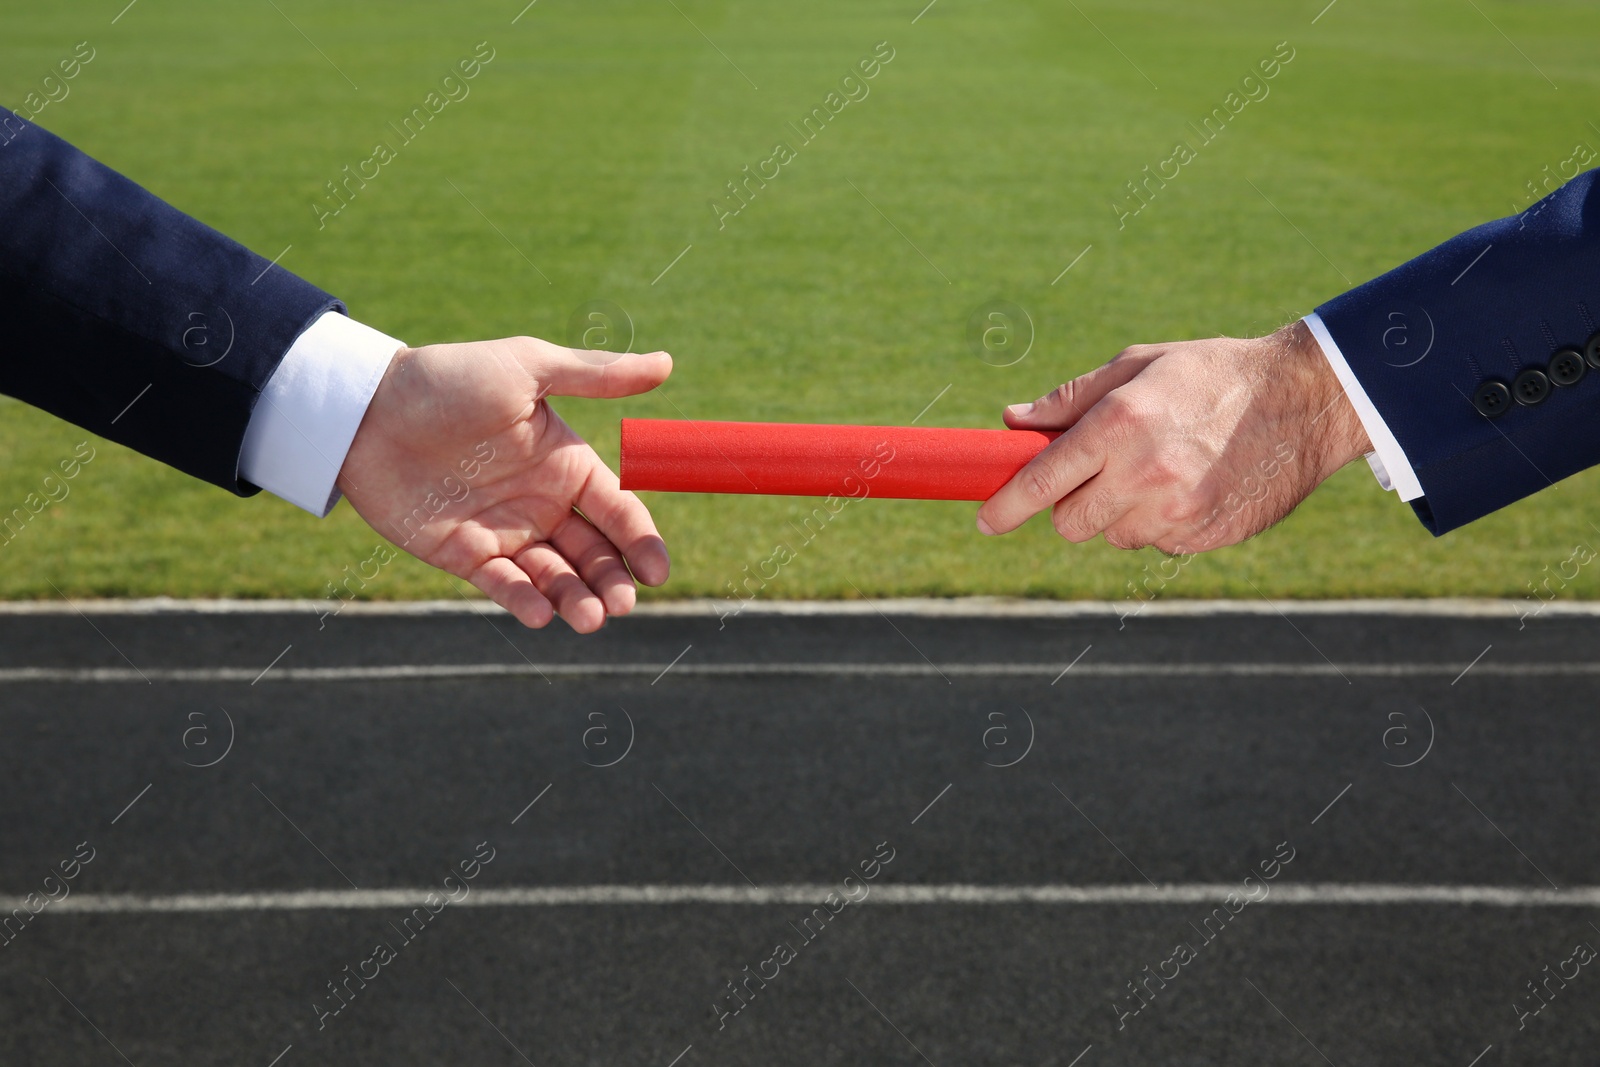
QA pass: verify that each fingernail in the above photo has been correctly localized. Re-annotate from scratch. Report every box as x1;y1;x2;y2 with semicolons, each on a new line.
976;516;996;536
1006;402;1034;418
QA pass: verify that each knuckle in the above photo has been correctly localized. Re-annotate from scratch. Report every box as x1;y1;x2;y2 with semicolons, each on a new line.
1104;527;1146;551
1103;509;1158;550
1088;486;1117;522
1052;487;1114;543
1051;506;1088;542
1021;463;1059;506
1098;387;1136;417
1112;343;1161;365
1161;492;1205;529
1139;455;1184;492
1044;381;1079;414
1094;391;1144;436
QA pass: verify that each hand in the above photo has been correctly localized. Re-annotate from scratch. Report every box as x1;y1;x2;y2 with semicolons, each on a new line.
336;336;673;632
975;321;1372;554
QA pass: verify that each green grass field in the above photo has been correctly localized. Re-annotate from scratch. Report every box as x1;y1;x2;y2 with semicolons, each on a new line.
4;0;1599;603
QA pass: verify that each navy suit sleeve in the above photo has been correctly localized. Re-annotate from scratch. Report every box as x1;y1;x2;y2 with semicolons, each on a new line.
1315;168;1600;535
0;114;341;495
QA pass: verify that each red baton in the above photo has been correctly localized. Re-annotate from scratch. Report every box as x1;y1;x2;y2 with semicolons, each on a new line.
618;419;1059;501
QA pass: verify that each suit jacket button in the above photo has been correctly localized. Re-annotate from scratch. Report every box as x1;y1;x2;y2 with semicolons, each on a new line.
1473;380;1511;417
1513;368;1551;405
1586;329;1600;369
1550;348;1587;386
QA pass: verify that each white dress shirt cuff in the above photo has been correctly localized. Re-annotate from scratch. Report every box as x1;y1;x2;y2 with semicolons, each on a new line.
239;311;402;517
1301;311;1425;502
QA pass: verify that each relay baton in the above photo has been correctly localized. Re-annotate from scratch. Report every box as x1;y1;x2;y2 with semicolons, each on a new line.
618;419;1059;501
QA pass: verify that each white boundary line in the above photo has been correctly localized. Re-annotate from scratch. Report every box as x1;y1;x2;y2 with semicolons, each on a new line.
11;883;1600;913
0;597;1589;618
2;661;1597;684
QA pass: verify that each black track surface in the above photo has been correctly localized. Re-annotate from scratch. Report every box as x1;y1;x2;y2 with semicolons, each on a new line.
1;606;1595;1066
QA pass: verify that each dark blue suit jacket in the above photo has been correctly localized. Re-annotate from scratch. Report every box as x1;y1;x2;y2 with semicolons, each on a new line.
1317;169;1600;534
0;113;338;495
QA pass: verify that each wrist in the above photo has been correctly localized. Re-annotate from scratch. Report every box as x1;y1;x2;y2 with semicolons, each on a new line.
335;344;409;498
1269;319;1372;479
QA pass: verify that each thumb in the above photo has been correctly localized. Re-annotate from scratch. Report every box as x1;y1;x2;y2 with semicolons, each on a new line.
517;339;673;399
1002;349;1154;431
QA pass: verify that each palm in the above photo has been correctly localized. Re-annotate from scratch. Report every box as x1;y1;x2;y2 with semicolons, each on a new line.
337;336;672;631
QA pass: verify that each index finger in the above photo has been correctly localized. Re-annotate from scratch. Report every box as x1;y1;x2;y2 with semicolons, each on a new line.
976;410;1110;535
571;445;672;587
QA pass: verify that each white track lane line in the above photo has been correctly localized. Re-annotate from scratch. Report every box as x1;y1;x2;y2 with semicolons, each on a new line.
0;597;1595;618
1;662;1596;684
10;883;1600;913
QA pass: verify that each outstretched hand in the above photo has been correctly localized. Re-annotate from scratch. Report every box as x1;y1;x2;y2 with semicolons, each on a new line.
976;321;1372;554
337;336;672;632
